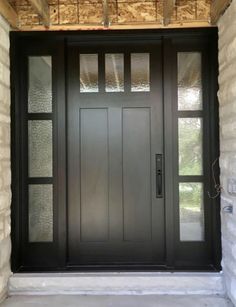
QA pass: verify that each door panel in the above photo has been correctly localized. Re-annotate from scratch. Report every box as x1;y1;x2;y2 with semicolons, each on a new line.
123;108;151;242
67;44;164;265
80;108;109;242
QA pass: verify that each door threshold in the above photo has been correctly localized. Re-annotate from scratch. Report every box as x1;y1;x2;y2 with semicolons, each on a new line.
16;263;220;273
9;272;225;296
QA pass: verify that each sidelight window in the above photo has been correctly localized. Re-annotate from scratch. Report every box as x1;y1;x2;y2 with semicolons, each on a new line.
28;120;52;178
177;52;205;242
27;56;53;243
28;184;53;242
28;56;52;113
178;118;203;176
178;52;202;111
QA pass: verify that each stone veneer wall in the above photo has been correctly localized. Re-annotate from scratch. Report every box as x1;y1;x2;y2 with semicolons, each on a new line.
0;1;236;304
218;0;236;305
0;14;11;303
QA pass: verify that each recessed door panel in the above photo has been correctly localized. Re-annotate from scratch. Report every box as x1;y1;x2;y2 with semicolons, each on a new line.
123;108;152;242
80;108;109;242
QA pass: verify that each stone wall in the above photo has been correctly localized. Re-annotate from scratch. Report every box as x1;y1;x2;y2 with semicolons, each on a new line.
0;14;11;303
218;0;236;305
0;0;235;304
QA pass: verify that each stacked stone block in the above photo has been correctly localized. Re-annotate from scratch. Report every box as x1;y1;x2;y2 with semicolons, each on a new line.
218;0;236;305
0;14;11;304
0;0;236;304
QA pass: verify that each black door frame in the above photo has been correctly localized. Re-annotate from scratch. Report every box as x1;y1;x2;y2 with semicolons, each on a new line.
10;28;221;272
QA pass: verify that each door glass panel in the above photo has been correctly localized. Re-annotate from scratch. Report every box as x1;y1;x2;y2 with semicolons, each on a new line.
29;184;53;242
28;56;52;113
105;54;124;92
80;54;98;92
28;120;52;177
131;53;150;92
178;52;202;111
178;118;203;176
179;182;204;241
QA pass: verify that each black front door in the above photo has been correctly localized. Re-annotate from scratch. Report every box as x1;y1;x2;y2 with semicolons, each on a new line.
67;43;165;265
11;30;221;272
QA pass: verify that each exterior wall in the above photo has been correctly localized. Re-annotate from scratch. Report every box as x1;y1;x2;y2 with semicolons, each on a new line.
0;15;11;303
0;1;234;304
218;0;236;305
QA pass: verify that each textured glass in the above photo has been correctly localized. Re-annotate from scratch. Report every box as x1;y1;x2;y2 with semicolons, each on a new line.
178;53;202;110
28;56;52;113
28;120;52;177
179;183;204;241
80;54;98;92
178;118;203;176
131;53;150;92
29;184;53;242
105;54;124;92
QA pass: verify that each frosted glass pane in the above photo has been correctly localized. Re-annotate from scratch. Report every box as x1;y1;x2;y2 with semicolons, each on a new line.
131;53;150;92
29;184;53;242
178;118;203;176
179;183;204;241
80;54;98;92
178;53;202;110
28;56;52;113
28;120;52;177
105;54;124;92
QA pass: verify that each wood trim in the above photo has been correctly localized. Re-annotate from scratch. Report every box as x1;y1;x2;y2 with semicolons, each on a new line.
18;21;212;31
28;0;50;27
163;0;176;26
102;0;109;28
211;0;232;24
0;0;18;28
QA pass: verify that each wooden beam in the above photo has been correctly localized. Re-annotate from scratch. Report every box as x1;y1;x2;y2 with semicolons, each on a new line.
163;0;175;26
19;21;213;31
102;0;109;28
211;0;232;24
0;0;18;28
28;0;50;27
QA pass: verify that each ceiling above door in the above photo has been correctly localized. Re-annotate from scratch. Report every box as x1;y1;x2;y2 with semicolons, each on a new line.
0;0;232;30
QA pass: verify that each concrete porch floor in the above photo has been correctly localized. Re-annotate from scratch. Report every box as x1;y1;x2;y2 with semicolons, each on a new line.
0;295;234;307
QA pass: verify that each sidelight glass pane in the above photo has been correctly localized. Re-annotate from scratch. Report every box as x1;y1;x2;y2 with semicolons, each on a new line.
179;183;204;241
80;54;98;92
28;56;52;113
178;118;203;176
131;53;150;92
178;52;202;110
29;184;53;242
28;120;52;177
105;54;124;92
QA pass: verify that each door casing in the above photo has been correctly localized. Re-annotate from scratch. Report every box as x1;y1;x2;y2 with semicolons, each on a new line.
10;28;221;272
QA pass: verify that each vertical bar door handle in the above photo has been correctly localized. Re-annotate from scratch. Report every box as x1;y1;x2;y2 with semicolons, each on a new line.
156;154;163;198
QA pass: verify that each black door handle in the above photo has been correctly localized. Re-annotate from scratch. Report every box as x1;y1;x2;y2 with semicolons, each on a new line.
156;154;163;198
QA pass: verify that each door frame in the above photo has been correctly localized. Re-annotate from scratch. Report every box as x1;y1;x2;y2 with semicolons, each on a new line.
10;28;221;272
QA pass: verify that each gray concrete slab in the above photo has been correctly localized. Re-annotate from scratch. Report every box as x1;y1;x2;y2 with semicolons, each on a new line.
0;295;234;307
